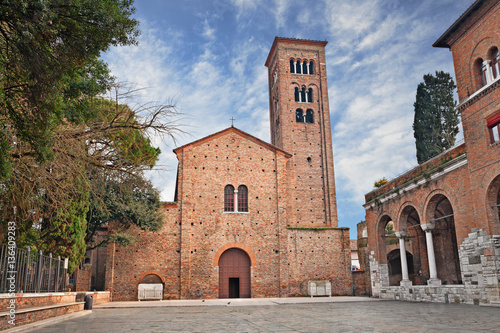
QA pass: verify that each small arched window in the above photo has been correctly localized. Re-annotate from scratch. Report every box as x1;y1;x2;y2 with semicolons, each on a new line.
294;87;300;102
492;47;499;79
296;109;304;123
296;60;302;74
301;86;307;102
477;58;487;87
308;88;313;102
238;185;248;212
224;185;235;212
306;109;314;123
302;61;308;74
290;59;295;74
309;61;314;75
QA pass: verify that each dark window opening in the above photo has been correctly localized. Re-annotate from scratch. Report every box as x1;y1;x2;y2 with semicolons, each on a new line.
238;185;248;212
309;61;314;74
296;60;302;74
224;185;234;211
290;59;295;73
478;58;487;87
308;88;313;102
302;61;308;74
294;87;299;102
301;86;306;102
296;109;304;123
306;109;314;123
492;48;499;79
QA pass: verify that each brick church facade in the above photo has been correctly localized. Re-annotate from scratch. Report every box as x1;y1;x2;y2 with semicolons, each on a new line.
105;38;352;301
362;0;500;305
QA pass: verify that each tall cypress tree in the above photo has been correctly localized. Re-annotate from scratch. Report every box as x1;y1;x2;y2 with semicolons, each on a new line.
413;71;459;164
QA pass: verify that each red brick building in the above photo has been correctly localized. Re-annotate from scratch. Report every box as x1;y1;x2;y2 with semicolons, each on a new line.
363;0;500;305
105;38;352;301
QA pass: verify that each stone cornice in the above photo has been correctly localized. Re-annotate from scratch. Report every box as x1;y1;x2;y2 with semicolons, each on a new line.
363;154;467;211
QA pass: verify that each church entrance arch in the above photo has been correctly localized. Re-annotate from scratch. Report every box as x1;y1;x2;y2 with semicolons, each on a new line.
218;248;251;298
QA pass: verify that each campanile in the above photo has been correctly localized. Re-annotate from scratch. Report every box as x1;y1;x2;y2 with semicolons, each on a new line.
265;37;338;227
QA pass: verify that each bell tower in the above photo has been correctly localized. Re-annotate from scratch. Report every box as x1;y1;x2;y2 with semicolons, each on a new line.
265;37;338;227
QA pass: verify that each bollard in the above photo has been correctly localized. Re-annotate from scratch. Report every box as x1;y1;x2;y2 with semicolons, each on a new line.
84;295;93;310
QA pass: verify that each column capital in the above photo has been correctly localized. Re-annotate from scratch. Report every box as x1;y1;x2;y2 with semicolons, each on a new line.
420;222;435;232
395;231;408;239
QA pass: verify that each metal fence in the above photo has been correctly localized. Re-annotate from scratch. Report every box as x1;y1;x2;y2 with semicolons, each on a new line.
0;244;68;293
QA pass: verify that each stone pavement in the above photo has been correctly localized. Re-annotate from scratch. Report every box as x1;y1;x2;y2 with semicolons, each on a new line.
22;297;500;332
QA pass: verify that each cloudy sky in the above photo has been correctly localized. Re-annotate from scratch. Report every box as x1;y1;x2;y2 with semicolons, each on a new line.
102;0;472;238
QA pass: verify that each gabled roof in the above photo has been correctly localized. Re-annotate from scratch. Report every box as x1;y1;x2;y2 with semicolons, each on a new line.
173;126;292;158
433;0;485;48
265;37;328;67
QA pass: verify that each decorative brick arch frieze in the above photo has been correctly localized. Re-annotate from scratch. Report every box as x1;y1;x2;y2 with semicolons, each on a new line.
137;271;166;284
213;243;256;267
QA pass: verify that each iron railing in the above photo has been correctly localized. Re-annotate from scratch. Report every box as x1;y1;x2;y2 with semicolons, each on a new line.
0;244;67;293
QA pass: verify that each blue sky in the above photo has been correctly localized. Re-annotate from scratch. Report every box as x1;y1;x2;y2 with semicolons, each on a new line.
102;0;472;238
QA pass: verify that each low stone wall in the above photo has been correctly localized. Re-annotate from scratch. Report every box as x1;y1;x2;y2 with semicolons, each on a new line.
0;293;77;310
75;291;110;305
0;302;83;331
369;230;500;306
379;284;467;303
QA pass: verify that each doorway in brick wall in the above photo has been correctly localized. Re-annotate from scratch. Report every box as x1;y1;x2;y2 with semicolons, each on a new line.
218;248;251;298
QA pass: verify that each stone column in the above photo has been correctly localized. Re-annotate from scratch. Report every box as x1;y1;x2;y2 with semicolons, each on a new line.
396;231;412;287
421;222;441;286
234;190;238;212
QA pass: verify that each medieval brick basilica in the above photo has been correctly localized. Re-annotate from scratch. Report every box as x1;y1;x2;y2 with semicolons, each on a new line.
101;0;500;304
104;38;353;300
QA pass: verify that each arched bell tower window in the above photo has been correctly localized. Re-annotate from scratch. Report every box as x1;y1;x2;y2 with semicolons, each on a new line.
308;88;313;102
306;109;314;123
294;87;300;102
300;86;307;102
224;185;235;212
289;58;314;75
296;109;304;123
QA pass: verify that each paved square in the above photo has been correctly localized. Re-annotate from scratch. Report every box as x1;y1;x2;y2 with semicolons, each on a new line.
29;298;500;332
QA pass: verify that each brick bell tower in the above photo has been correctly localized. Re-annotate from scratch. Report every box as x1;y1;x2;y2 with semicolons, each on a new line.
265;37;338;227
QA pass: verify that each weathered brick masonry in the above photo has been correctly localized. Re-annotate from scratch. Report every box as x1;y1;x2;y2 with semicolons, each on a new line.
363;0;500;306
105;38;352;301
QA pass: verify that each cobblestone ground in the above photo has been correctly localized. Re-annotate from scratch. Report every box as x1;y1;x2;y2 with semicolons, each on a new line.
31;300;500;332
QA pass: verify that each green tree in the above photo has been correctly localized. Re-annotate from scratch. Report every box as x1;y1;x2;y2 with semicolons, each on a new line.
0;0;139;180
85;169;164;251
0;1;184;272
413;71;459;164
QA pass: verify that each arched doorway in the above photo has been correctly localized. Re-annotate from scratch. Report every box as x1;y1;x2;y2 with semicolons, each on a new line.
387;249;414;286
400;205;428;285
486;174;500;235
426;194;461;284
218;248;251;298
